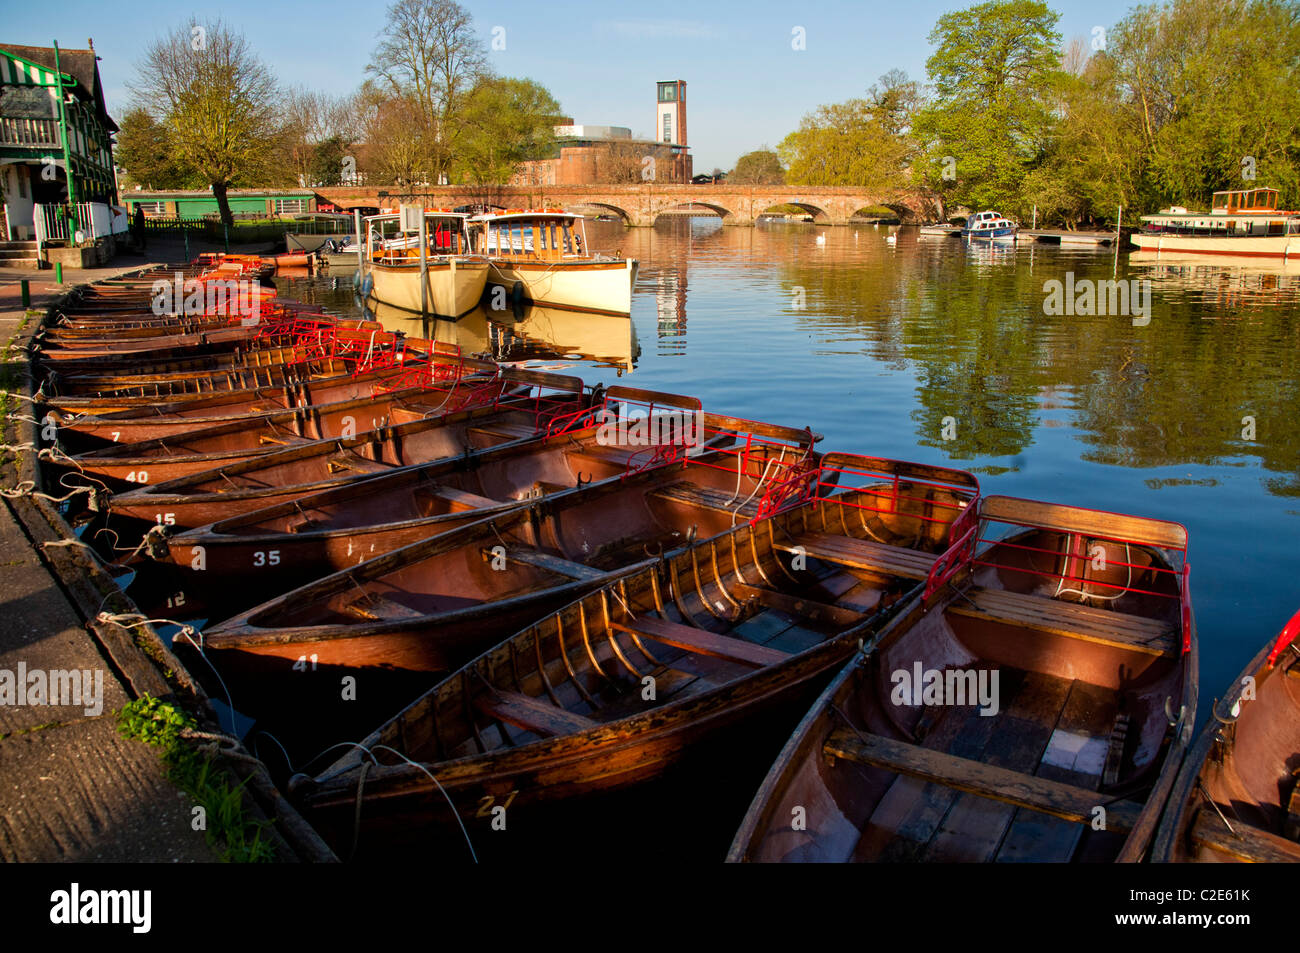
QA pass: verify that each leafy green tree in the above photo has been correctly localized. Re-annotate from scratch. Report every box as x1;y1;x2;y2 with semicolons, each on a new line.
912;0;1063;211
309;136;347;187
129;18;282;225
779;73;920;187
452;76;560;185
729;148;785;185
113;107;202;190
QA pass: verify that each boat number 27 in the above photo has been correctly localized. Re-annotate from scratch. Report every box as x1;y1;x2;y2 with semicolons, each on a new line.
476;791;518;817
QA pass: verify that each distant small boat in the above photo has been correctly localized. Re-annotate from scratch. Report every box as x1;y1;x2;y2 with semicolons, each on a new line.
1151;608;1300;862
919;224;962;237
963;211;1017;243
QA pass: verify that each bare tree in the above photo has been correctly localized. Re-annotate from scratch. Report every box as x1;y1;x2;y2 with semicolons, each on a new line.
130;18;281;225
368;0;486;182
598;141;651;184
355;81;430;187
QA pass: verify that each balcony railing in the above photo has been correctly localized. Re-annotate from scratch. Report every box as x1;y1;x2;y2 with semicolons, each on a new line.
0;116;60;149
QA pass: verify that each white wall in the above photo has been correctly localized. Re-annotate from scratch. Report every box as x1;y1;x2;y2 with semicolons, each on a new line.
1;163;35;240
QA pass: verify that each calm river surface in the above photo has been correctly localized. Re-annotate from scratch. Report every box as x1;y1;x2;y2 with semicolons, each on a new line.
281;218;1300;705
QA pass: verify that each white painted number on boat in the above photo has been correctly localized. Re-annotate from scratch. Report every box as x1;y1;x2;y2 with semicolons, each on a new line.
253;550;281;567
293;654;318;672
155;512;176;526
166;593;186;609
111;432;120;442
125;470;149;483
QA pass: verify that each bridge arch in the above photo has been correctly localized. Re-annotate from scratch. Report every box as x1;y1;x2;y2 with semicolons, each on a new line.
757;202;831;224
850;203;919;224
651;201;733;225
566;202;633;225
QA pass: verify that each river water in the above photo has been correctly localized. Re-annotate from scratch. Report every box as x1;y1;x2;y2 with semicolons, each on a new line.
279;218;1300;708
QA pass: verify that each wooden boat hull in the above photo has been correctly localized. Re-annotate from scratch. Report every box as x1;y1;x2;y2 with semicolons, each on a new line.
728;496;1195;863
292;460;980;851
486;258;637;315
49;362;471;448
1150;614;1300;863
368;259;489;317
100;392;571;532
59;387;457;487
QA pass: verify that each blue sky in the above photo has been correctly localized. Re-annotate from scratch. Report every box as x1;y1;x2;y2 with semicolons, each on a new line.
6;0;1142;171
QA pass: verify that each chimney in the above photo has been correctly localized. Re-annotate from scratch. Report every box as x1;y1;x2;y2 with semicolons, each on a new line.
87;38;94;51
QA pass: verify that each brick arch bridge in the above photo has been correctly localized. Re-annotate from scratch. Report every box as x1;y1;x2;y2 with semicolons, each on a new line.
315;184;941;227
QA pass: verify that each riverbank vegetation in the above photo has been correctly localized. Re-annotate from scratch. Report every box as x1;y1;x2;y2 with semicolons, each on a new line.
117;0;563;224
778;0;1300;225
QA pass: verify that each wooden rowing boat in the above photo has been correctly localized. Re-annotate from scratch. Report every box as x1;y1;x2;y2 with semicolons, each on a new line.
726;494;1195;863
47;357;492;447
56;385;493;487
289;454;980;853
131;388;709;617
1149;609;1300;862
193;417;823;657
96;371;585;533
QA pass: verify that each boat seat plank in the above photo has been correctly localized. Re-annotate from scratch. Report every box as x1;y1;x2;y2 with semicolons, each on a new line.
475;691;597;738
1191;811;1300;863
568;443;639;465
470;421;537;440
857;665;1029;858
420;484;500;512
948;586;1178;657
921;672;1069;861
342;593;426;621
730;581;866;628
326;452;392;474
825;729;1144;834
979;495;1188;550
993;679;1118;862
489;547;605;581
783;532;937;580
610;617;790;669
648;482;758;520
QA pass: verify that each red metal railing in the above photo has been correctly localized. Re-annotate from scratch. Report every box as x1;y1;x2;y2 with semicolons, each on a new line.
923;499;1191;653
1266;604;1300;669
545;387;820;520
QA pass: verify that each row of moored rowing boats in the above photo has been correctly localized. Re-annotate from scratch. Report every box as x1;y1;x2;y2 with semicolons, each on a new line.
18;258;1299;862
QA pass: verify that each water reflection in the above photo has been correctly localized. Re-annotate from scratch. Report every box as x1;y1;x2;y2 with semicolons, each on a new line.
362;297;640;373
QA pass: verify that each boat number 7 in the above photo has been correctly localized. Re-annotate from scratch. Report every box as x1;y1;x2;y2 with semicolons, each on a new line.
253;550;281;567
476;790;518;817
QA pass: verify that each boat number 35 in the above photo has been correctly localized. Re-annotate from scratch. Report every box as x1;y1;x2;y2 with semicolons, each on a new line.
476;791;518;817
253;550;281;567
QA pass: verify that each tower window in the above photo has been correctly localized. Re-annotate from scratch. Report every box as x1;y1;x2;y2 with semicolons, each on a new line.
663;112;672;142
